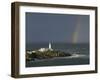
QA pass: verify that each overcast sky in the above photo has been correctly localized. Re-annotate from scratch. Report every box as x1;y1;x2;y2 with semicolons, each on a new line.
26;12;89;44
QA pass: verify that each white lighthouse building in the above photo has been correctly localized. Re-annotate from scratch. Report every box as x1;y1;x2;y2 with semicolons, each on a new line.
38;42;53;52
49;42;52;49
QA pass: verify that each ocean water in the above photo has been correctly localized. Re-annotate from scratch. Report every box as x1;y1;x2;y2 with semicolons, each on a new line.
26;43;89;67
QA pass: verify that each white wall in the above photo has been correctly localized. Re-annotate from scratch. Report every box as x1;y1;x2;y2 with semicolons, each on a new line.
0;0;99;80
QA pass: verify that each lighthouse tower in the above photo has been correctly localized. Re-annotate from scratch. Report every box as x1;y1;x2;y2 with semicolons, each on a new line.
49;42;52;49
38;42;53;52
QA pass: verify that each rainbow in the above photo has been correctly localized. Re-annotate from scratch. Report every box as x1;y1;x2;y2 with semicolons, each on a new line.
73;17;81;43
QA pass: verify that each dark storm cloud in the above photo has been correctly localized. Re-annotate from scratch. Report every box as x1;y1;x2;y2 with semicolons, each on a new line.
26;12;89;44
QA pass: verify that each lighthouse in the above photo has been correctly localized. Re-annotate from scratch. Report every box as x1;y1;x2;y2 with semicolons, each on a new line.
38;42;53;52
49;42;53;51
49;42;52;49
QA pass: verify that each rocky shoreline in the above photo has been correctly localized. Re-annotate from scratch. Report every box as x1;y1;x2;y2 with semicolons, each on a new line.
26;49;72;61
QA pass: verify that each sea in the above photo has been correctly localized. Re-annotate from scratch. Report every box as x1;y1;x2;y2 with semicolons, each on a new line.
26;43;89;67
